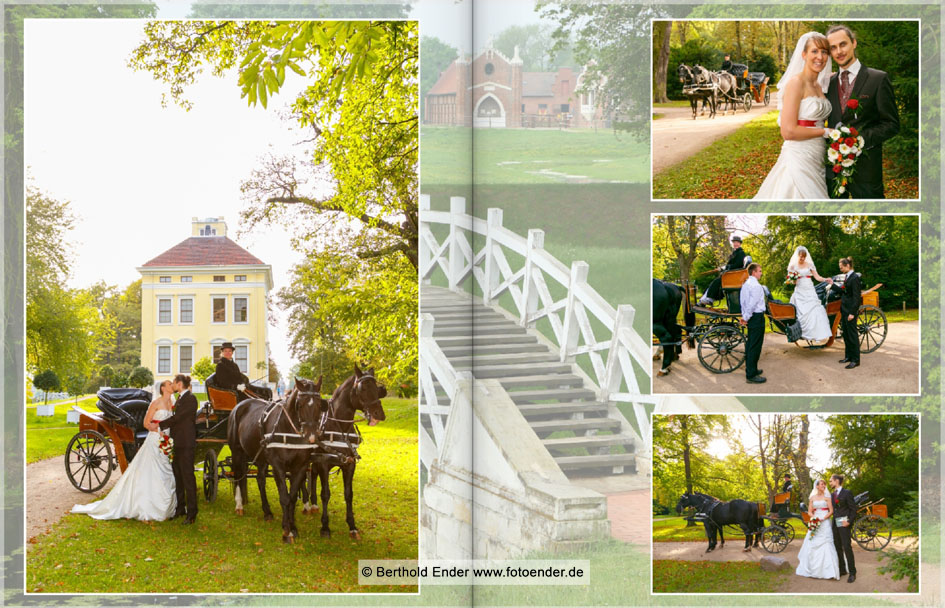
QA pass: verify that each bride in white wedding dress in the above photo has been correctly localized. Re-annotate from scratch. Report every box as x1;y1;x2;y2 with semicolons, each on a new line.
788;246;833;341
72;381;177;521
796;479;840;579
755;32;833;200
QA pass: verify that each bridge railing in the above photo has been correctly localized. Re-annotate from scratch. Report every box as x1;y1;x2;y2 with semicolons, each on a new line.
418;312;466;476
419;195;655;451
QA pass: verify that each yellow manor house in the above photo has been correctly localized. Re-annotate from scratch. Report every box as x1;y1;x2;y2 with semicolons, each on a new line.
137;217;272;384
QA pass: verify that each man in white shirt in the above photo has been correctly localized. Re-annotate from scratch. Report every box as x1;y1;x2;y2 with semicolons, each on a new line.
739;263;767;383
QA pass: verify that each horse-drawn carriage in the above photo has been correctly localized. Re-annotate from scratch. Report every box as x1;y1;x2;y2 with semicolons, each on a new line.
678;489;893;555
677;63;770;119
659;267;887;375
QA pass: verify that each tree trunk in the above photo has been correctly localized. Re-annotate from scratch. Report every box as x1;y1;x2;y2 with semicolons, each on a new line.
681;416;696;526
654;21;672;103
735;21;743;59
756;415;773;503
677;21;688;45
793;415;811;503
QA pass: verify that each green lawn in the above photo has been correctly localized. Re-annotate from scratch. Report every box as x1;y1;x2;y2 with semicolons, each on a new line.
26;398;418;594
652;100;692;108
653;560;790;593
422;126;650;185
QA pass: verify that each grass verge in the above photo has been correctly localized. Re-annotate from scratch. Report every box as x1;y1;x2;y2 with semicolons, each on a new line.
653;559;789;593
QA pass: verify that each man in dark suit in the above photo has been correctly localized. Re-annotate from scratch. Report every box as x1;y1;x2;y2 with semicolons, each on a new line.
830;473;857;582
829;257;862;369
214;341;271;401
825;25;900;199
157;374;198;524
699;235;750;306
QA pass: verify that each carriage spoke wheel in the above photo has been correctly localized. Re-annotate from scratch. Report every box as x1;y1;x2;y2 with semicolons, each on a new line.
65;430;114;493
203;449;218;503
853;514;892;551
743;92;752;112
764;87;771;106
697;325;747;374
761;524;790;553
858;305;888;354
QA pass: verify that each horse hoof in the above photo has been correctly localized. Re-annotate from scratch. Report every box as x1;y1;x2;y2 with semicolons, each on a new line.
350;530;362;541
235;508;243;516
283;534;294;544
652;353;660;361
321;529;331;538
658;368;670;377
743;548;751;552
706;547;714;553
264;513;274;522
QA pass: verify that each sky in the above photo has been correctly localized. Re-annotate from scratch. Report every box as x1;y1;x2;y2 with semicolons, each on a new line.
705;414;834;476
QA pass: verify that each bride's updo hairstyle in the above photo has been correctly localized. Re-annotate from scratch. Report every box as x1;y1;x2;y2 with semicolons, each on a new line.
804;32;830;55
173;374;192;389
809;478;827;502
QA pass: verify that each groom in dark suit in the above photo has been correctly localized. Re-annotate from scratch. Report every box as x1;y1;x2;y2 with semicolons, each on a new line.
830;473;857;582
825;24;900;199
829;257;862;369
158;374;198;524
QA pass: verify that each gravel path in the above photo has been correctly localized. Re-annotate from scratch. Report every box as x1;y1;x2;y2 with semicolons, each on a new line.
654;321;919;394
653;539;915;593
26;455;119;543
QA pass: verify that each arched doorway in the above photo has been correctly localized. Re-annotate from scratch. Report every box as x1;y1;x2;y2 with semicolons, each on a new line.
473;93;506;128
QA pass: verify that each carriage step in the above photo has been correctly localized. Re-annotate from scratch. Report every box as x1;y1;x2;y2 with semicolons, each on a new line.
433;324;526;337
435;334;538;347
554;453;636;473
440;343;551;357
528;417;622;433
449;352;561;367
542;433;632;450
519;401;610;418
507;388;597;404
497;374;585;389
461;361;574;378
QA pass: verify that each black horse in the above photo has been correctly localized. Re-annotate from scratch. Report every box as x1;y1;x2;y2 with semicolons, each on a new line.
652;280;695;376
308;365;387;540
676;491;762;552
678;63;715;119
227;376;327;543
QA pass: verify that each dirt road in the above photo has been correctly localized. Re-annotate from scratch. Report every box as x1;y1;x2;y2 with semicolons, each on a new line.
26;455;118;543
653;539;914;593
652;94;778;175
653;321;919;394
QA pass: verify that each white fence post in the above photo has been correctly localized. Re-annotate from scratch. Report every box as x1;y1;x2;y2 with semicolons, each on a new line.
482;208;503;305
448;197;466;291
600;304;636;402
419;195;432;285
520;229;544;327
560;261;588;363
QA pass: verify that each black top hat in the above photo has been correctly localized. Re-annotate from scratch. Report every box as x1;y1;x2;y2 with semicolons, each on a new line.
221;341;235;351
731;235;742;243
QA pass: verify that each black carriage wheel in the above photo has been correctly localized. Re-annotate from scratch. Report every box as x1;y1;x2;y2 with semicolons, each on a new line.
764;87;770;106
65;430;114;493
697;325;747;374
761;524;791;553
203;449;218;503
783;521;796;542
858;305;888;354
743;93;752;112
852;514;892;551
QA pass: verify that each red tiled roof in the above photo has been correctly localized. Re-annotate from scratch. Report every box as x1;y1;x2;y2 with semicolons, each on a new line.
141;236;265;267
428;61;461;95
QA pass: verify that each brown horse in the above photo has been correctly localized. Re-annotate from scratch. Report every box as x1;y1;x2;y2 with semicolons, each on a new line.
305;365;387;540
227;376;327;543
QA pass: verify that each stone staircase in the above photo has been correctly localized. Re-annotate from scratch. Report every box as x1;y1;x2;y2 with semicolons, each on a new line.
421;285;636;477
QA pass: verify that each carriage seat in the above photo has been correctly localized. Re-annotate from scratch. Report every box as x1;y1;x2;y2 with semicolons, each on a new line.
767;301;797;322
854;490;869;506
769;491;791;517
204;373;239;412
720;269;748;314
747;72;767;85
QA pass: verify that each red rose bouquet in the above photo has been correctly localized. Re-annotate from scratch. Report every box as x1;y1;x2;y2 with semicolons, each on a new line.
807;516;824;534
159;434;174;462
785;270;800;286
825;124;865;197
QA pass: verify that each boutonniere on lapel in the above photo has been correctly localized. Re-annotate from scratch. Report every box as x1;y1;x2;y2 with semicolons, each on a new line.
845;96;860;120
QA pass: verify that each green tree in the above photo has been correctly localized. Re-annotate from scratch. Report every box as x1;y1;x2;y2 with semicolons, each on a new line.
191;356;216;383
267;357;281;384
493;24;574;72
99;365;115;387
653;414;730;515
63;374;86;405
95;280;142;368
32;370;60;405
420;35;458;120
126;366;154;389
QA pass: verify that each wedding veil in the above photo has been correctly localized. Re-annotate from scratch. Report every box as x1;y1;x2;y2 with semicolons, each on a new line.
776;32;833;113
788;246;817;272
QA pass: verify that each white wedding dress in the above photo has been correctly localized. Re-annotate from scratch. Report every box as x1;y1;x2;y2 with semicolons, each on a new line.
796;499;840;579
72;409;177;521
755;97;832;200
790;265;832;341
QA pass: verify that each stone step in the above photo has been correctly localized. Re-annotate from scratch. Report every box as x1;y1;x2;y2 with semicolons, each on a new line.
507;387;597;404
528;417;622;433
448;352;561;367
462;361;574;378
441;343;551;357
554;453;636;473
497;374;585;390
435;334;537;347
423;308;505;319
542;434;633;451
518;401;610;418
433;324;526;337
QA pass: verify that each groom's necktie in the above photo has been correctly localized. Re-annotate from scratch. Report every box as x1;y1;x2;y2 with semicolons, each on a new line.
840;70;852;108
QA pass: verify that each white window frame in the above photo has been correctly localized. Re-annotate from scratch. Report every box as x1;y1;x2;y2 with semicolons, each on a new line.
178;296;194;325
211;295;227;324
233;295;250;324
234;275;247;282
180;276;192;283
178;343;194;374
157;344;172;374
234;345;249;373
210;339;226;365
159;275;171;283
157;297;173;325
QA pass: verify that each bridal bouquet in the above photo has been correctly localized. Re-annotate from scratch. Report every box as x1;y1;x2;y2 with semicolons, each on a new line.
785;270;800;286
807;516;824;534
159;434;174;461
825;125;865;197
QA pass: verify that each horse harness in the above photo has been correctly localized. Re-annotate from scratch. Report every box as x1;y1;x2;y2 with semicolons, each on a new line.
252;388;327;462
